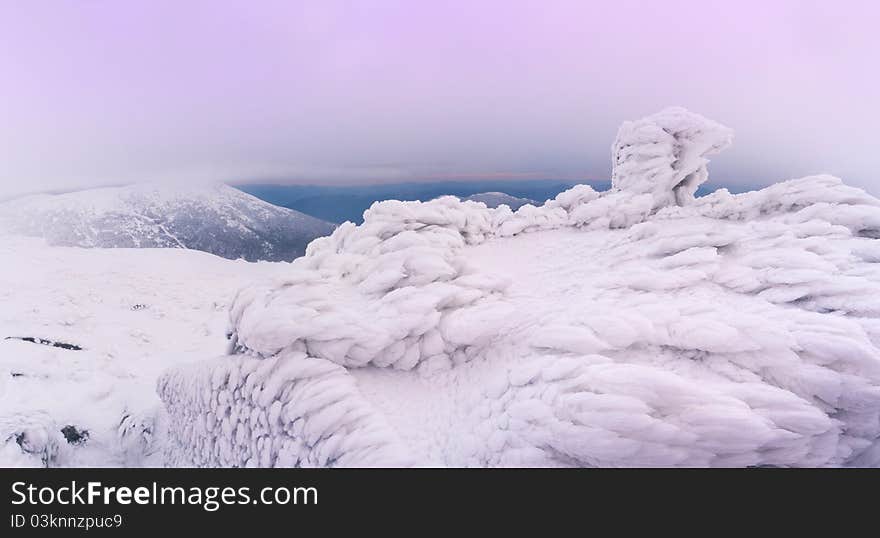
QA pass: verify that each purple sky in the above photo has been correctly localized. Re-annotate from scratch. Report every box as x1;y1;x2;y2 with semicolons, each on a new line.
1;0;878;198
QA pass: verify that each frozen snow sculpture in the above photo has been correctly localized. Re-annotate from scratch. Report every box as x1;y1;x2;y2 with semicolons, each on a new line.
158;354;411;467
159;108;880;467
611;107;734;208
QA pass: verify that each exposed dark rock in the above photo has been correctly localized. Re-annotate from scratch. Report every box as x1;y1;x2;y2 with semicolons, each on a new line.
5;336;82;351
61;425;89;445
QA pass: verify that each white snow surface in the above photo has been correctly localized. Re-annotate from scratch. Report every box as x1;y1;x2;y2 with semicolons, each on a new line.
0;237;289;467
157;108;880;467
4;108;880;467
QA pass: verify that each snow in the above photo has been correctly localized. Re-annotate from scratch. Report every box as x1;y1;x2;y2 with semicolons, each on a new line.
158;353;411;467
0;236;288;466
0;182;336;262
611;106;734;208
154;108;880;467
4;107;880;467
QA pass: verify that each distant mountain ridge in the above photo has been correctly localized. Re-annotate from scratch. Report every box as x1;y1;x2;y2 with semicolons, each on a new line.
236;179;760;224
463;192;534;209
236;180;588;223
0;183;335;262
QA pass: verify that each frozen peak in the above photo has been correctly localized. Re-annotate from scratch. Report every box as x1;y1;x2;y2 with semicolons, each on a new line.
611;107;734;208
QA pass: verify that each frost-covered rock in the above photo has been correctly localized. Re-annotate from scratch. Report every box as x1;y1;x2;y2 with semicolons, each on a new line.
611;106;734;208
159;354;410;467
159;108;880;467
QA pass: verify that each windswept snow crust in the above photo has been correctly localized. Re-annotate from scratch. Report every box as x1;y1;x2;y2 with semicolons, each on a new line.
0;238;288;467
158;108;880;467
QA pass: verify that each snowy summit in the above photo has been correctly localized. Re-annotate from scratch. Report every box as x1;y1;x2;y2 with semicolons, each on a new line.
158;107;880;467
0;183;335;262
3;108;880;468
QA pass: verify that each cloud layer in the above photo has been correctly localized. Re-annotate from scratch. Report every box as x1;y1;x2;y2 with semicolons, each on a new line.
1;0;878;198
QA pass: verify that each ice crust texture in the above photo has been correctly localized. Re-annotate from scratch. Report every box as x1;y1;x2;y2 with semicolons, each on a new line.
154;108;880;466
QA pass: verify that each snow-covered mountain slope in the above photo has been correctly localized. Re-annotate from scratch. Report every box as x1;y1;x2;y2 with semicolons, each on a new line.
0;236;289;466
462;192;534;210
159;107;880;467
0;183;335;262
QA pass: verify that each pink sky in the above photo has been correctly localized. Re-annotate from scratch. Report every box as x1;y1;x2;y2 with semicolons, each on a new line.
1;0;878;197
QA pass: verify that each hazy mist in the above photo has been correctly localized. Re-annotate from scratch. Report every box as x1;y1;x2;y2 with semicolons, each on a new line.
1;0;878;198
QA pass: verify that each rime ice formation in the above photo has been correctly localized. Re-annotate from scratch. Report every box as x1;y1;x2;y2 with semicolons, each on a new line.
5;108;878;468
159;354;412;467
155;108;880;467
611;107;734;208
0;183;335;262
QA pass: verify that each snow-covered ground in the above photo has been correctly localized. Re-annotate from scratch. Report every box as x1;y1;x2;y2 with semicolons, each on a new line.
4;107;880;467
159;108;880;467
0;236;289;466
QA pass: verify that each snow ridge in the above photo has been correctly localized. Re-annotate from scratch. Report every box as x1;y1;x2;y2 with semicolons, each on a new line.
462;192;534;210
0;183;336;262
159;108;880;467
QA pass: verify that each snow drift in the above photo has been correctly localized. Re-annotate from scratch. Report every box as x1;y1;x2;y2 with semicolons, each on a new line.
158;107;880;467
0;237;291;467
